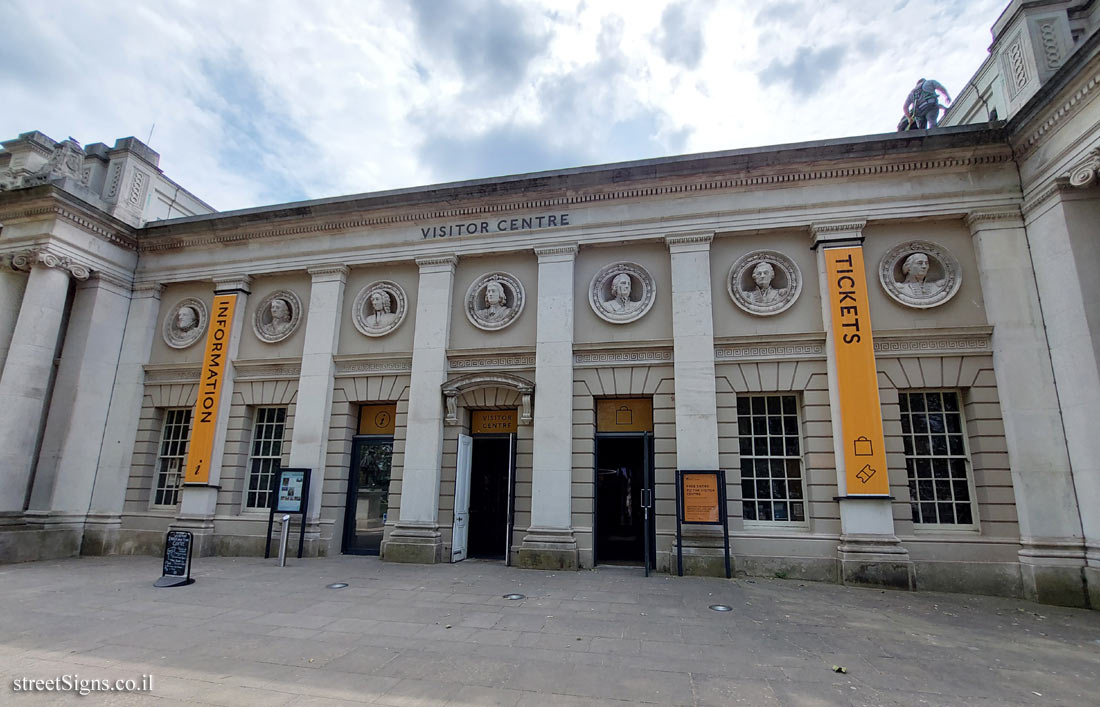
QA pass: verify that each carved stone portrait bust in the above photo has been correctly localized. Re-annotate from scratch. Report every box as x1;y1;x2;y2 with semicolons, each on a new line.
253;290;303;343
879;241;961;309
589;262;655;324
353;280;408;337
728;251;802;316
162;297;208;349
465;272;525;331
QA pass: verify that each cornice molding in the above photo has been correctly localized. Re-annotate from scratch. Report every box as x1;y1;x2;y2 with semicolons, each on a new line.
1013;70;1100;160
0;202;137;250
138;153;1012;253
533;244;579;258
665;231;714;250
415;254;458;270
212;273;252;293
306;263;349;279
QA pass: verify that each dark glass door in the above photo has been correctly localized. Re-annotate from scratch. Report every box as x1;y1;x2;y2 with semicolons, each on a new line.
467;435;513;559
595;433;655;566
343;436;393;555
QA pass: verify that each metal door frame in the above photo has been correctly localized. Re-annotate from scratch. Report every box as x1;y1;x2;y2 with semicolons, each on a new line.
468;432;517;564
593;430;655;570
342;434;393;555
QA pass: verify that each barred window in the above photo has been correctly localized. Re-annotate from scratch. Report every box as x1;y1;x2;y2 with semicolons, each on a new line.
153;409;191;507
245;407;287;510
737;394;806;524
900;390;975;526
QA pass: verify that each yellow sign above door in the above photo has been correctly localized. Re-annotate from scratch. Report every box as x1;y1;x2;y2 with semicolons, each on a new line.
471;409;518;434
596;398;653;433
824;246;890;496
184;293;237;484
359;403;397;435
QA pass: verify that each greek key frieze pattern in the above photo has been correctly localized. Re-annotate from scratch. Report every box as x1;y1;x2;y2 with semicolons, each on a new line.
234;364;302;381
574;350;673;366
873;336;990;355
714;343;825;361
144;367;201;384
334;358;413;375
449;356;536;370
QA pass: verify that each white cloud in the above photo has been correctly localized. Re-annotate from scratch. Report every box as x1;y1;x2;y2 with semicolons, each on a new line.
0;0;1009;211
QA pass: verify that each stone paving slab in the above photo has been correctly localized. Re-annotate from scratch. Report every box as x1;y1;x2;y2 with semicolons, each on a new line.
0;556;1097;706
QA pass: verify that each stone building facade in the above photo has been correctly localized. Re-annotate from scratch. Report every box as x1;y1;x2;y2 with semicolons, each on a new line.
0;0;1096;608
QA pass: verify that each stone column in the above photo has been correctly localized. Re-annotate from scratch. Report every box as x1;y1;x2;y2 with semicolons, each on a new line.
383;255;456;564
0;250;82;519
666;232;724;574
85;282;164;555
812;221;911;589
25;273;132;556
0;257;29;373
288;264;347;555
518;244;579;570
176;274;250;555
1019;190;1100;609
967;208;1087;607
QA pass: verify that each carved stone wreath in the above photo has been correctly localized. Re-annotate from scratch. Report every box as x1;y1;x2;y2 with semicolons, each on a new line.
353;280;408;337
878;241;962;309
253;289;303;343
589;262;656;324
465;272;525;331
727;250;802;316
162;297;208;349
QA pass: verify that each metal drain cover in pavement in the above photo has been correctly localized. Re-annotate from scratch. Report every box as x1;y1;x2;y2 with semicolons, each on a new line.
503;593;526;600
326;583;349;589
709;604;733;612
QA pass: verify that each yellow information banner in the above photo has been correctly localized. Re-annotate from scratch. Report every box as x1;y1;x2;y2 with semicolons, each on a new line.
184;293;237;484
824;247;890;496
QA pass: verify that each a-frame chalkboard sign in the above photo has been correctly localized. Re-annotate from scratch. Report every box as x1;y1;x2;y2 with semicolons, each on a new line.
154;530;194;587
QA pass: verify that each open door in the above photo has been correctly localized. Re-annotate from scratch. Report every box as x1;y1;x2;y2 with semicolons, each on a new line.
452;433;473;562
504;432;517;566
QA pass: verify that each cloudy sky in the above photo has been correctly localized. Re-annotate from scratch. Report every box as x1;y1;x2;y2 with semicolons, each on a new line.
1;0;1008;212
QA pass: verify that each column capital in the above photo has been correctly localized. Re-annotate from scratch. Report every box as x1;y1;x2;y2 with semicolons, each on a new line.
306;263;349;282
534;243;578;261
665;231;714;251
131;281;165;299
80;271;132;295
212;273;252;294
10;247;91;280
810;220;866;248
964;207;1024;232
415;254;458;272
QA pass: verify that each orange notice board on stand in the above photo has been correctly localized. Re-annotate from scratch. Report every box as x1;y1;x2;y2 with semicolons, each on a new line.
184;293;237;484
681;473;720;523
823;246;890;496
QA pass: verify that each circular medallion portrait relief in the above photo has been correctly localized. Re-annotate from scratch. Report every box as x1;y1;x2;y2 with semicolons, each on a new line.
162;297;208;349
727;250;802;316
253;290;303;343
353;280;408;337
465;272;525;331
879;241;961;309
589;262;656;324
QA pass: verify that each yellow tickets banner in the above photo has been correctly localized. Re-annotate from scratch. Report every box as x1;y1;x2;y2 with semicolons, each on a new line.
184;293;237;484
824;247;890;496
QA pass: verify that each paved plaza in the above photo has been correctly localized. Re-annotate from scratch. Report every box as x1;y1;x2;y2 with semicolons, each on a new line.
0;556;1097;706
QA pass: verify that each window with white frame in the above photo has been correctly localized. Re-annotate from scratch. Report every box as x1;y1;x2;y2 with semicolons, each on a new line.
900;390;975;526
245;407;287;510
153;408;192;507
737;394;806;524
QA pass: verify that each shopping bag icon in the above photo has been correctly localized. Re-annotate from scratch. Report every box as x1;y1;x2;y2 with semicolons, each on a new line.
853;436;873;456
615;406;633;425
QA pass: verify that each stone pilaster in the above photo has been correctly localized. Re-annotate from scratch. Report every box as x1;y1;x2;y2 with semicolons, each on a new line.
666;232;726;576
382;255;456;564
518;244;579;570
287;264;347;556
812;221;912;590
24;273;132;558
175;274;250;556
0;255;29;372
84;282;164;555
0;249;84;519
967;208;1087;607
